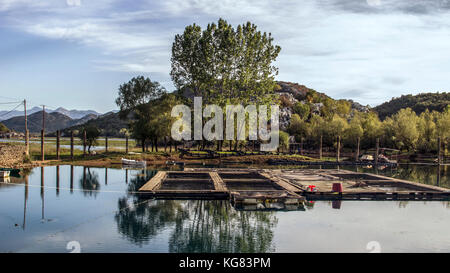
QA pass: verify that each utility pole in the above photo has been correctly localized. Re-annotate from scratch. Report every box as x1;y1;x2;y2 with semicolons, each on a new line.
24;99;29;156
41;105;45;161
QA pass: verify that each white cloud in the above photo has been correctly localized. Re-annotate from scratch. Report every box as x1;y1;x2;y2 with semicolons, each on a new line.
66;0;81;6
1;0;450;105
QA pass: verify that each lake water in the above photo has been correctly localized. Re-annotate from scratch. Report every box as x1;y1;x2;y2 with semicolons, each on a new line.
0;164;449;253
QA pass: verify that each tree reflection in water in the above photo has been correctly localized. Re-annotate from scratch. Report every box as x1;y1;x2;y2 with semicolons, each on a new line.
115;169;278;252
79;167;101;197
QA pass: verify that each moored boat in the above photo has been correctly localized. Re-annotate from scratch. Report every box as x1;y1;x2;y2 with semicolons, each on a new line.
0;171;10;178
121;158;146;168
0;168;21;177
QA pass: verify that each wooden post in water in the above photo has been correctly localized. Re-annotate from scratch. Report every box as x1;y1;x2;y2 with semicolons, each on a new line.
125;136;129;154
375;138;380;165
70;131;74;160
355;137;360;161
70;165;74;193
41;130;45;161
41;105;45;161
105;136;108;153
40;166;44;220
336;136;340;162
56;165;60;196
438;137;442;165
319;135;323;160
56;130;60;160
83;130;87;156
105;168;108;185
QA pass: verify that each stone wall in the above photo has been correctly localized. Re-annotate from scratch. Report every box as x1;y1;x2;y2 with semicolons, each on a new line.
0;144;26;167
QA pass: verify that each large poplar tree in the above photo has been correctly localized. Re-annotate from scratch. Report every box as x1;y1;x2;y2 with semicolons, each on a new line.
171;18;281;106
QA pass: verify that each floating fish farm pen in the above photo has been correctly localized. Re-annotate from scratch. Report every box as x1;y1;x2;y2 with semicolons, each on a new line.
138;168;450;209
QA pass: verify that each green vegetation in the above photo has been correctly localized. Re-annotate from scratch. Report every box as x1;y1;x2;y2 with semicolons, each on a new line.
171;18;281;106
287;105;450;154
82;125;101;153
62;112;127;137
116;76;182;152
0;122;8;133
374;92;450;120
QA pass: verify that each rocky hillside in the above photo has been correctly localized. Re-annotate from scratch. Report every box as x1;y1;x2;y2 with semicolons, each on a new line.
275;81;370;130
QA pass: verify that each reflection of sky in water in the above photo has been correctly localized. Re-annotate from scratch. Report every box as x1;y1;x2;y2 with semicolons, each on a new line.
0;165;449;253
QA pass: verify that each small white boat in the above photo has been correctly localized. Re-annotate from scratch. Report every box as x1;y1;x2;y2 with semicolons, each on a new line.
0;177;10;183
121;158;146;168
0;171;10;178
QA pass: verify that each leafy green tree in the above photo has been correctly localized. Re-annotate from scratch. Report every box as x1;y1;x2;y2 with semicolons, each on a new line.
279;131;290;152
329;114;348;137
437;110;450;140
82;125;101;153
417;110;437;152
360;111;383;149
344;114;364;148
171;18;281;150
388;108;420;151
171;18;281;105
288;114;308;142
292;102;310;120
116;76;168;151
115;76;166;118
131;93;183;152
0;123;9;133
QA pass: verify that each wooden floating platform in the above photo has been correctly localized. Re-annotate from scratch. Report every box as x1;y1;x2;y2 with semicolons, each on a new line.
138;169;305;210
138;168;450;205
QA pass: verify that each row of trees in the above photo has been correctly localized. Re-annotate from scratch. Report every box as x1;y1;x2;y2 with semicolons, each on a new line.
288;106;450;153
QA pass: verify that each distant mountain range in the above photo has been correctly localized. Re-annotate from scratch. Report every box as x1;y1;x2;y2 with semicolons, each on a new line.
0;106;102;121
2;111;99;133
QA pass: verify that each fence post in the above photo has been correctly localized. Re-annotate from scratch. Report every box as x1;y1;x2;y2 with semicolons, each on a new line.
41;129;45;161
70;131;74;160
125;136;129;154
83;130;86;156
56;130;60;160
105;136;108;153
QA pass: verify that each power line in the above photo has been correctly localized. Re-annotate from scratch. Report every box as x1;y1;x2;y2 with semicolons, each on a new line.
0;101;22;105
0;102;23;118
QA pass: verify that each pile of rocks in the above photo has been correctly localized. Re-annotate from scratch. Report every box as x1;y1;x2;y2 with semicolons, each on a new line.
0;144;26;167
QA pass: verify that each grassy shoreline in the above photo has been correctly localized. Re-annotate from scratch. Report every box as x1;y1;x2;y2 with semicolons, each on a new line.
1;138;446;169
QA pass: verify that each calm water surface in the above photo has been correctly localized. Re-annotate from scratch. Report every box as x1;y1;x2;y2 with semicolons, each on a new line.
0;164;449;253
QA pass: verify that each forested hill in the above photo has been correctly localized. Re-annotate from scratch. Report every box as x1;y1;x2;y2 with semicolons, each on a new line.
373;92;450;120
61;112;128;137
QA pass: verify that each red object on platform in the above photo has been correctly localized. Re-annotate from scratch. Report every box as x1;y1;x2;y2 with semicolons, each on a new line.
332;183;343;193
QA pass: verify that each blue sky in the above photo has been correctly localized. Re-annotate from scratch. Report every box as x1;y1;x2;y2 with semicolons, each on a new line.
1;0;450;113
